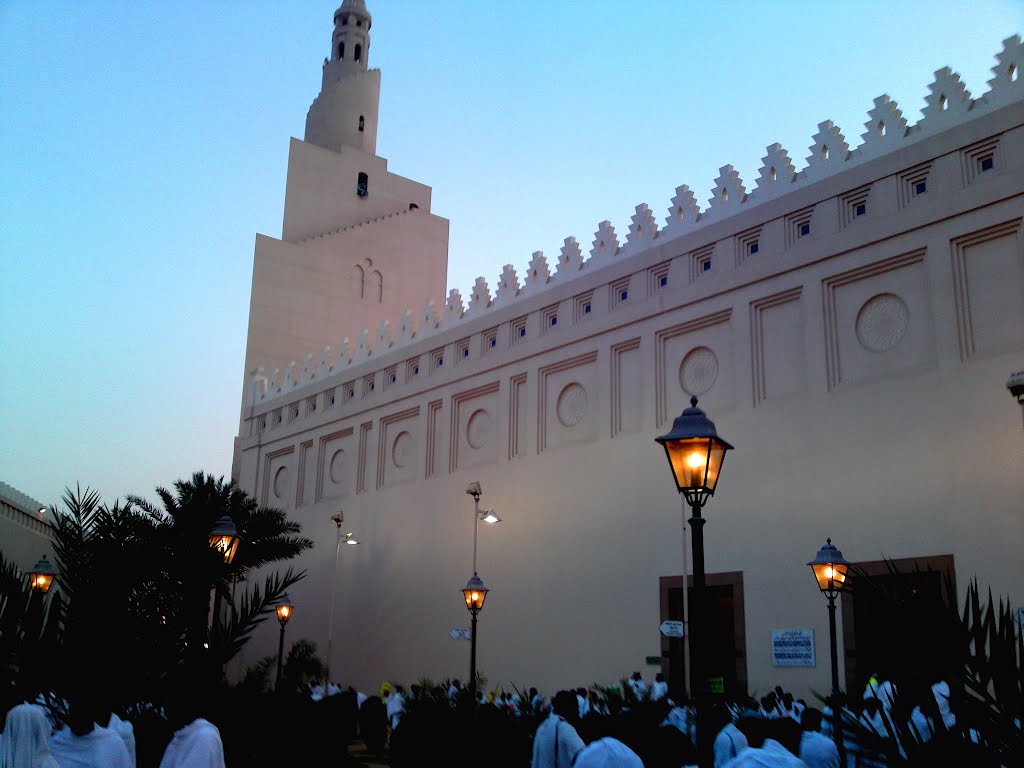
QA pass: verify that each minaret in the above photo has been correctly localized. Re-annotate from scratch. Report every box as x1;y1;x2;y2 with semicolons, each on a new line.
305;0;380;154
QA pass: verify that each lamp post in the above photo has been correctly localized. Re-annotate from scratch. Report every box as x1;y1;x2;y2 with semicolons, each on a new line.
276;594;294;692
808;538;850;766
209;516;240;634
463;482;500;709
655;396;732;768
327;511;358;684
462;574;489;711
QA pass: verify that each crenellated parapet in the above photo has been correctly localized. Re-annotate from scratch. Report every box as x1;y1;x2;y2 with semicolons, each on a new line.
248;35;1024;409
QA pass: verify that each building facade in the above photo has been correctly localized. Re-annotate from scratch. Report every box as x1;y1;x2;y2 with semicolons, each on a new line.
235;6;1024;700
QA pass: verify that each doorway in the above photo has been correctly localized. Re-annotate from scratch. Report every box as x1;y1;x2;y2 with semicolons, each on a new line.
659;571;747;700
840;554;956;698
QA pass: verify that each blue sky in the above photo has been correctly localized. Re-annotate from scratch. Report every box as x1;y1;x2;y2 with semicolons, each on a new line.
1;1;1021;507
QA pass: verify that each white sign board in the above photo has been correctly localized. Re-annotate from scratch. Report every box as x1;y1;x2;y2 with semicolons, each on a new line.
771;629;815;667
659;620;686;638
450;627;472;641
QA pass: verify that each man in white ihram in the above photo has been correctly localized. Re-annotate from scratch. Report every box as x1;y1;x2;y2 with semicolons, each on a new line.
531;691;585;768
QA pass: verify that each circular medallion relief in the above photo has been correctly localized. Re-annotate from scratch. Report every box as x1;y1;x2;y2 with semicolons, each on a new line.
856;293;909;352
392;431;413;469
679;347;719;396
273;466;288;499
466;409;492;450
329;449;346;485
556;383;588;427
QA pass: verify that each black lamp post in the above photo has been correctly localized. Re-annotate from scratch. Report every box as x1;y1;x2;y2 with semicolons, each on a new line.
462;574;488;711
655;396;732;767
275;594;294;691
209;516;241;635
808;538;850;766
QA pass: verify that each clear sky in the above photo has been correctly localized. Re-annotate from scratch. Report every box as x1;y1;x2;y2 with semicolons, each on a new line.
1;1;1021;508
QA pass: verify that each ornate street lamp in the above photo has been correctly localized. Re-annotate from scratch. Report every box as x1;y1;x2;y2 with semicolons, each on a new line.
809;538;851;765
462;573;489;709
209;516;240;565
276;594;294;691
655;396;732;767
27;555;57;594
327;511;359;684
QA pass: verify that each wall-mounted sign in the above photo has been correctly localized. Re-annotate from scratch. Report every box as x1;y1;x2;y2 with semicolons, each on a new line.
660;620;686;638
771;629;815;667
450;627;472;641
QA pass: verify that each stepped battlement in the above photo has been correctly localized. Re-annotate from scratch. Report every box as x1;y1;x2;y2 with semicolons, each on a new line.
248;35;1023;409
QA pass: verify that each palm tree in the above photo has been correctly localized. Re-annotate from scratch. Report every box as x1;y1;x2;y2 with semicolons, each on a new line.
127;471;313;673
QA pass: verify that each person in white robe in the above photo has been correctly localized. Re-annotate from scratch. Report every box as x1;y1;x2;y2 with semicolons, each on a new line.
107;712;136;768
2;703;61;768
531;691;585;768
721;738;807;767
157;717;225;768
49;721;132;768
572;737;644;768
650;673;669;702
797;709;839;768
385;688;405;730
714;721;749;767
626;672;647;700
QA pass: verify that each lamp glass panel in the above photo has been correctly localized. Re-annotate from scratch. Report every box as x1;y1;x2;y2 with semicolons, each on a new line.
277;604;293;623
31;572;54;593
704;440;728;493
664;438;712;491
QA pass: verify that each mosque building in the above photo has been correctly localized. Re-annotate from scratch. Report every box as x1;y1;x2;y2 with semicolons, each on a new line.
234;0;1024;699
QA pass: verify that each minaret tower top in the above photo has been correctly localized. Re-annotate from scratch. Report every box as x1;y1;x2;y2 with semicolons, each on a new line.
305;0;381;154
331;0;372;75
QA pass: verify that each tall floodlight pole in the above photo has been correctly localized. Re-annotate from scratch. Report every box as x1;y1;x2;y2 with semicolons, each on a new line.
327;511;358;684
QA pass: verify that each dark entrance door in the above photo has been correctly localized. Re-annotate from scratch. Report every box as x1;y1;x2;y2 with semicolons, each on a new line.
660;571;747;700
841;555;956;698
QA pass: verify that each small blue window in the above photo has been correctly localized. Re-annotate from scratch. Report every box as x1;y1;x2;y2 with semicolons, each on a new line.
750;242;759;254
463;348;469;357
703;260;712;272
329;395;335;405
519;327;526;338
620;289;628;301
414;366;419;375
348;389;354;398
584;303;591;314
369;382;374;391
490;337;496;348
915;181;927;195
800;222;810;237
659;275;668;287
437;357;443;366
979;156;994;172
311;402;316;411
855;203;866;216
550;315;557;326
390;374;396;383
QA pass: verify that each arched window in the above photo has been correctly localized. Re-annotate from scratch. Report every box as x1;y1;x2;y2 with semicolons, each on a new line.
351;265;365;299
341;14;349;26
358;115;365;132
357;172;368;198
354;44;362;63
371;270;383;303
338;41;345;59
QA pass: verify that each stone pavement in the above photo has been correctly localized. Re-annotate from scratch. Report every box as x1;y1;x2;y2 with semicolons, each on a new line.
348;738;390;768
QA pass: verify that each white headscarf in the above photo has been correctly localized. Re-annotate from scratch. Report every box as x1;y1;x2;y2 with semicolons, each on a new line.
572;737;644;768
2;704;60;768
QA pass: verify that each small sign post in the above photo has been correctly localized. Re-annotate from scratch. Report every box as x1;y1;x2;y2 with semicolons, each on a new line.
450;627;472;641
659;620;686;638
